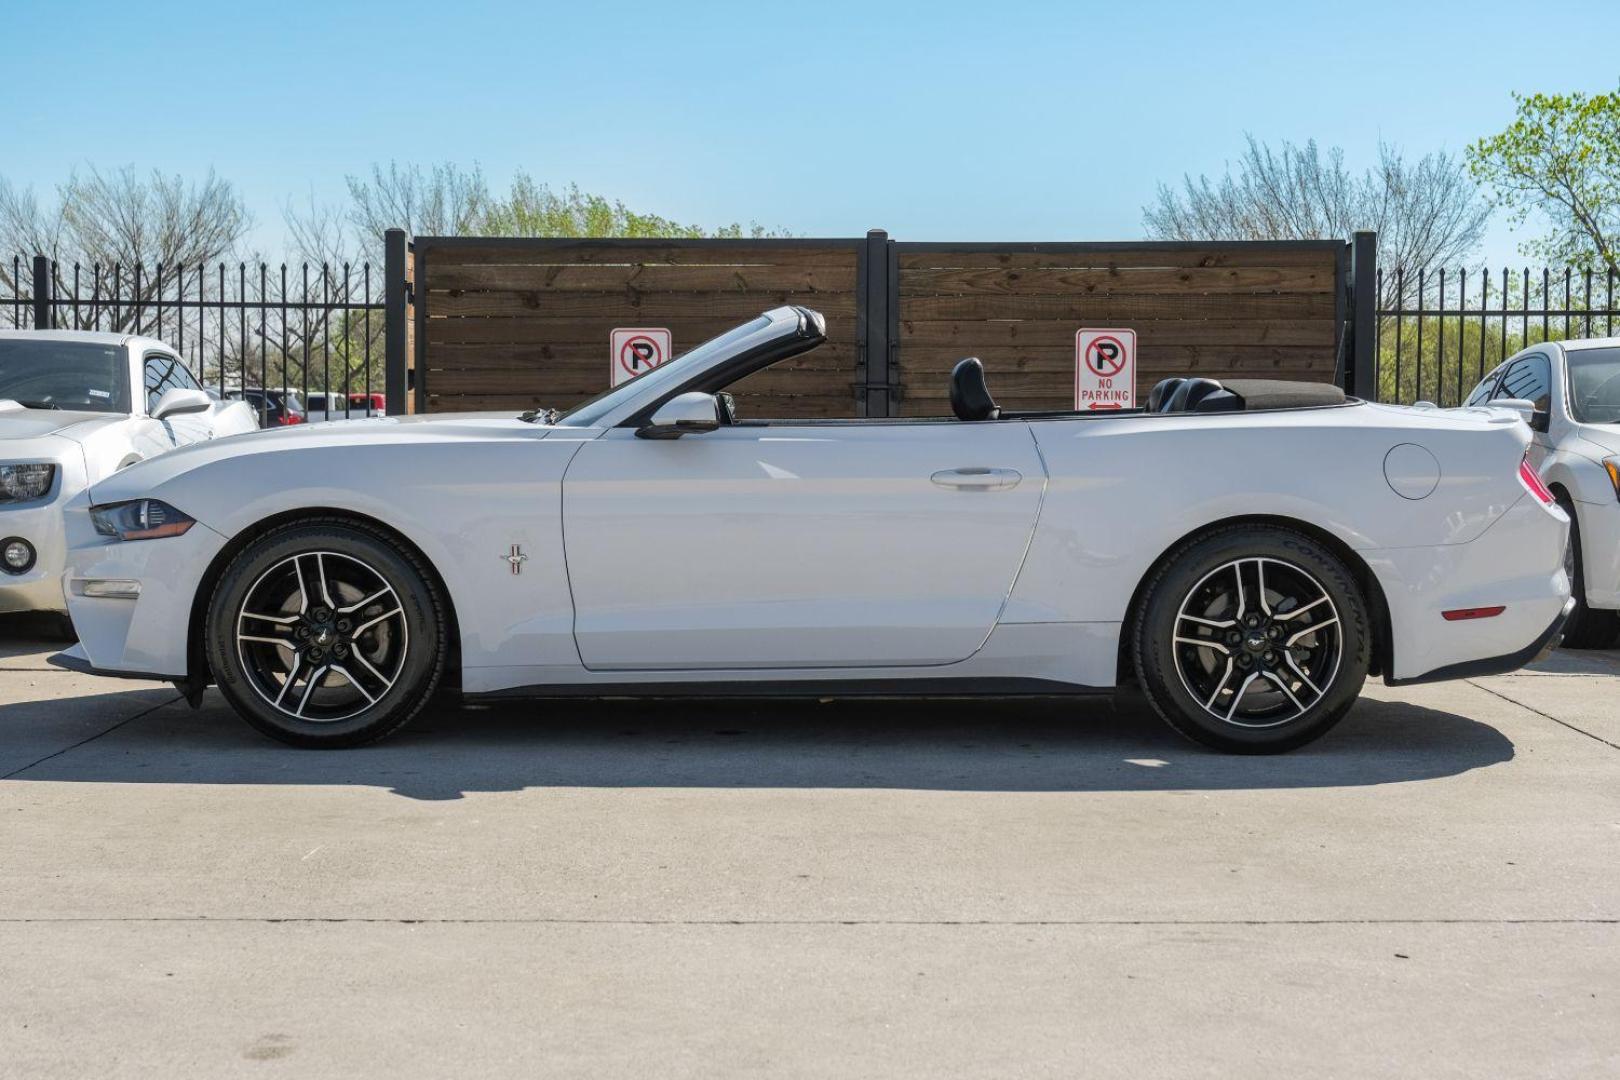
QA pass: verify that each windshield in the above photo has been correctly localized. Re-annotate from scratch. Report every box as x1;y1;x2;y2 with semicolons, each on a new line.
1568;347;1620;424
555;315;775;427
0;339;130;413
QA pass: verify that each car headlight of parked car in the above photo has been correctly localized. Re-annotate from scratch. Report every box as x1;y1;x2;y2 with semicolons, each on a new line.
1605;457;1620;502
0;463;56;502
90;499;196;541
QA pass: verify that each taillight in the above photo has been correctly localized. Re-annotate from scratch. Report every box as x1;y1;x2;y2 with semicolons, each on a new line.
1518;458;1556;505
279;413;305;426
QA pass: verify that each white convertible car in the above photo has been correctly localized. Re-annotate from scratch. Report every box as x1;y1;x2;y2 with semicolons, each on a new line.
0;330;256;617
54;307;1572;753
1463;338;1620;647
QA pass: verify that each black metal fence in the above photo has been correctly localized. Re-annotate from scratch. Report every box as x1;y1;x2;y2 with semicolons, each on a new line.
1374;265;1620;406
3;252;390;424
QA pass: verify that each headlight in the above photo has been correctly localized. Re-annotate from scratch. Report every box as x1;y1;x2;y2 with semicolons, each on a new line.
90;499;196;541
1605;458;1620;503
0;463;56;501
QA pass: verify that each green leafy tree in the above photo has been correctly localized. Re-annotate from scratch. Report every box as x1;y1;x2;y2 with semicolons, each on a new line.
1468;87;1620;274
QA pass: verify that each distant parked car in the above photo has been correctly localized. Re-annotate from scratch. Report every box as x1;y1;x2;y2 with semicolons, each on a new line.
1464;338;1620;646
0;330;257;615
227;388;305;426
303;390;386;423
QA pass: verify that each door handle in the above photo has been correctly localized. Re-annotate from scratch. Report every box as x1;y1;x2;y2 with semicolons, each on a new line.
930;467;1022;491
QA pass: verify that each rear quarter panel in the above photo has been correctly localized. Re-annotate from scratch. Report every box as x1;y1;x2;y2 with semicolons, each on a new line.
1010;403;1534;626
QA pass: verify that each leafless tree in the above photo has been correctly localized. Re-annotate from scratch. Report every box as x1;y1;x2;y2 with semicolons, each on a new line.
0;166;250;330
1144;137;1491;303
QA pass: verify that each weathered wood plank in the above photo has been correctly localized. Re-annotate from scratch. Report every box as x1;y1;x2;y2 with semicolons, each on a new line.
430;263;856;293
426;316;857;347
897;246;1341;271
900;292;1336;322
427;392;860;418
899;318;1335;348
898;346;1334;376
422;242;860;267
424;342;856;372
429;291;859;320
901;265;1330;297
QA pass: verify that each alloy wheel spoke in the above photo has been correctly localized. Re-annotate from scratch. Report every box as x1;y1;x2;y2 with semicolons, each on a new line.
241;610;299;626
1178;612;1237;630
239;633;295;648
330;665;375;705
350;606;403;639
1287;616;1338;647
295;665;329;717
1284;653;1324;699
1174;635;1229;655
349;649;397;697
1256;559;1272;616
1204;658;1235;710
1274;595;1328;622
1260;669;1308;717
273;654;301;708
1224;672;1261;722
339;587;391;615
315;553;336;609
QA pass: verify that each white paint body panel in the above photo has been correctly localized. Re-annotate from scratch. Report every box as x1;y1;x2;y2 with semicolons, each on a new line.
60;309;1570;693
0;331;256;613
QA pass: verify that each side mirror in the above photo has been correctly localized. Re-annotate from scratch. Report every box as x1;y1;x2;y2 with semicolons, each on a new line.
151;387;213;421
636;392;721;439
1493;397;1551;433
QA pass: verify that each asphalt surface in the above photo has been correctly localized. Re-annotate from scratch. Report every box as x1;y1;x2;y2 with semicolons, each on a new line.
2;618;1617;1079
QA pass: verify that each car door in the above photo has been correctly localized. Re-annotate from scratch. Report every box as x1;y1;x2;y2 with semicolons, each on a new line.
1492;352;1554;468
562;420;1047;671
141;352;213;447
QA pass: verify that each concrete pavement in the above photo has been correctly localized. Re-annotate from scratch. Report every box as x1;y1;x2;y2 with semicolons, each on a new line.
2;625;1617;1078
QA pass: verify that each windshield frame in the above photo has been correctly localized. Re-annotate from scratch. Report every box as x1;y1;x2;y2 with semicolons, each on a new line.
1566;346;1620;425
553;308;812;429
0;338;133;414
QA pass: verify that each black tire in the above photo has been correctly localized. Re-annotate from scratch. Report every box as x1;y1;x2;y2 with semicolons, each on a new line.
1556;495;1620;649
1132;525;1371;754
205;518;447;748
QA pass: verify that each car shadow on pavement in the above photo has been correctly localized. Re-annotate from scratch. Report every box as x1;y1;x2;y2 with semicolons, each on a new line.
1;686;1516;801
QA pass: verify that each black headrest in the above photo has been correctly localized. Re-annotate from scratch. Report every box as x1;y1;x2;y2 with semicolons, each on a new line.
1165;378;1227;413
1148;378;1185;412
950;357;1000;421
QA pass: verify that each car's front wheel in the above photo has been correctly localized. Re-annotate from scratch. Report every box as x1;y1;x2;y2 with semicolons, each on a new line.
1133;525;1370;753
205;519;448;748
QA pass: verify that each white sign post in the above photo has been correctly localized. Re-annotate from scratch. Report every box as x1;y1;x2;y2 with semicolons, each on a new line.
1074;328;1137;410
610;327;673;387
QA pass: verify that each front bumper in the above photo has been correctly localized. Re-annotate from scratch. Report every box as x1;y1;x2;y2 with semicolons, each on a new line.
0;489;73;615
60;506;229;679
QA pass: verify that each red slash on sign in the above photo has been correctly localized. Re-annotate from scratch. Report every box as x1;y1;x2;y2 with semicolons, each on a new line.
1085;335;1128;378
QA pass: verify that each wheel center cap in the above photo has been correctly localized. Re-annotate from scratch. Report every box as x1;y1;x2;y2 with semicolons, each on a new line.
316;629;332;645
1244;631;1268;653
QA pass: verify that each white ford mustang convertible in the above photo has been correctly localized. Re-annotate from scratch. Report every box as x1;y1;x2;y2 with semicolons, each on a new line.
54;307;1573;753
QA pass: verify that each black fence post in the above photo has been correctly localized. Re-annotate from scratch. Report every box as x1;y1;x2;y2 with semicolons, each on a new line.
860;229;892;418
1349;230;1378;400
383;229;408;416
31;255;50;329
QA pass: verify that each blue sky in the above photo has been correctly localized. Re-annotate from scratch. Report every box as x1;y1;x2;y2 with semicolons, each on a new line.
5;0;1618;265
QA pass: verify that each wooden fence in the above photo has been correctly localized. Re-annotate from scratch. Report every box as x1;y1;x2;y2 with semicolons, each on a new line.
410;233;1358;417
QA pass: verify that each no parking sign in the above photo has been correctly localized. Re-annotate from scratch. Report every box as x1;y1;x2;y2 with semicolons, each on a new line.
610;327;672;387
1075;328;1136;410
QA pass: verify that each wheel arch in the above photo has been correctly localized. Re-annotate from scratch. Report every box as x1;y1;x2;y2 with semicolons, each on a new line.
1114;514;1393;683
186;507;463;689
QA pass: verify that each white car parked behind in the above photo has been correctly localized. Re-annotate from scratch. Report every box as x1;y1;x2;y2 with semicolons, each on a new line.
1465;338;1620;646
0;330;257;615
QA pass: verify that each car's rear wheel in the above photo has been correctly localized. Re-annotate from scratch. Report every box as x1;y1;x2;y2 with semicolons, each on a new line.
1556;495;1619;649
1133;525;1370;753
205;519;447;748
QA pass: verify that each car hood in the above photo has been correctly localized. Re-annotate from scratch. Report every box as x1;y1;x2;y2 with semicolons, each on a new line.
89;410;554;505
0;405;125;442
